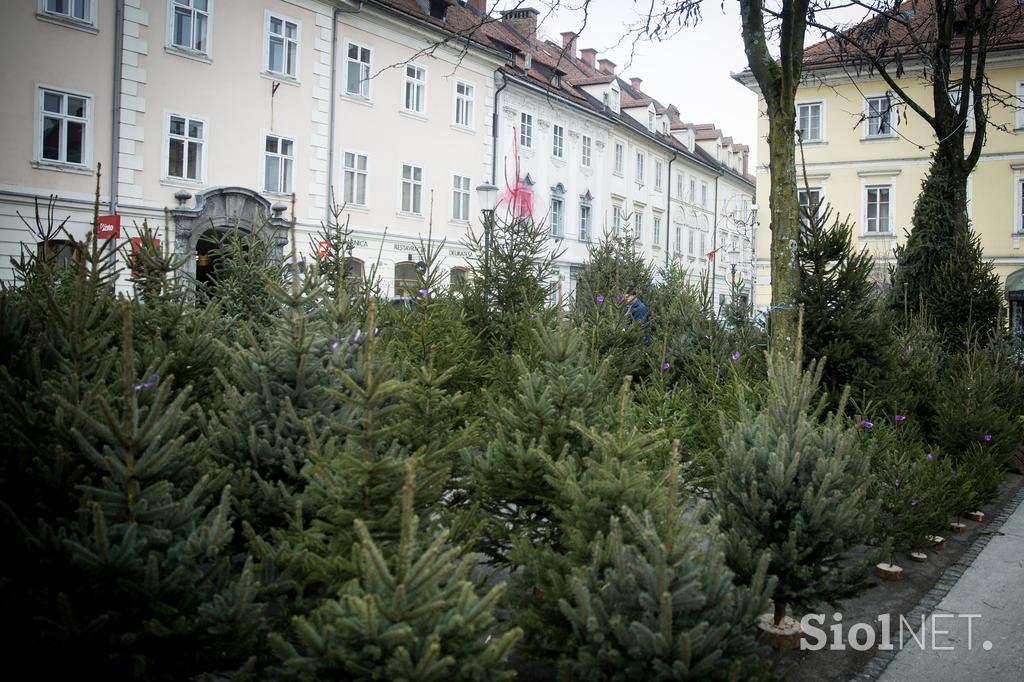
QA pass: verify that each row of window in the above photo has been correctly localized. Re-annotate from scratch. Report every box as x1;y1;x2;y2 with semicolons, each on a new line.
516;112;595;168
797;83;1024;143
799;185;894;234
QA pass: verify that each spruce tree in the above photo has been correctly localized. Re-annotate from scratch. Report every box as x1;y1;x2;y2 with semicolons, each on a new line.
888;153;1003;344
716;352;876;625
3;304;265;678
204;231;350;542
269;463;520;681
560;451;773;681
507;377;667;659
466;318;616;564
797;203;893;399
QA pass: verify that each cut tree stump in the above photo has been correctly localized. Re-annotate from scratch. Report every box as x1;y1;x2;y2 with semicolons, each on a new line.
926;534;945;550
757;613;802;650
910;552;928;562
950;521;967;533
875;562;904;581
964;511;985;523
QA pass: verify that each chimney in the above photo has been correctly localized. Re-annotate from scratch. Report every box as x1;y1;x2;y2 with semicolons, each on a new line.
560;31;577;59
629;77;643;91
742;148;749;177
598;58;616;75
580;47;597;69
467;0;486;13
501;8;539;40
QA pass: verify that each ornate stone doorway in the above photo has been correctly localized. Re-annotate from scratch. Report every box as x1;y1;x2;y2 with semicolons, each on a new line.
169;187;290;280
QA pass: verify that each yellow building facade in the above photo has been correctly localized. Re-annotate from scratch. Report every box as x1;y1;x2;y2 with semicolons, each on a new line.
744;51;1024;334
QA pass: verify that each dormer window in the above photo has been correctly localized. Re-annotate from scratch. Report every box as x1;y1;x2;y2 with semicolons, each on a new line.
648;112;654;130
428;0;447;20
551;73;560;87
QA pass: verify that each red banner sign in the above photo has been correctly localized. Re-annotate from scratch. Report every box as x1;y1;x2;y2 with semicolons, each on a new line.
97;215;121;240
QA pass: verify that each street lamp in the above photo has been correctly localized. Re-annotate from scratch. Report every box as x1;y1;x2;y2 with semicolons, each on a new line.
476;182;499;303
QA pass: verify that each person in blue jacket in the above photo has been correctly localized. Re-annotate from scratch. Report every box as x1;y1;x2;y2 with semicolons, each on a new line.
623;284;651;345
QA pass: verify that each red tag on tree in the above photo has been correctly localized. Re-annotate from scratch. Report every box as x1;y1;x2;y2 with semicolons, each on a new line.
97;215;121;240
318;240;330;257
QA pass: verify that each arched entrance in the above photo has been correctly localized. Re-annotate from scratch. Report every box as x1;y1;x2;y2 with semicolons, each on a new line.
1007;268;1024;339
169;187;290;281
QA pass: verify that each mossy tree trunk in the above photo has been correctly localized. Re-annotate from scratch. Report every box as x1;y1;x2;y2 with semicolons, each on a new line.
739;0;810;358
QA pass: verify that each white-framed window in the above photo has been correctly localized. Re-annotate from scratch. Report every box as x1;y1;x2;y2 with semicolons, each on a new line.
613;142;624;175
612;204;622;233
687;226;694;255
37;87;89;167
948;85;974;133
633;211;643;239
675;224;683;254
581;135;592;167
698;228;706;256
169;0;210;56
865;95;895;138
266;13;299;79
579;200;592;241
797;101;823;142
648;111;655;130
403;64;426;114
798;187;823;229
452;174;471;222
551;196;564;237
40;0;94;26
675;172;683;197
454;80;474;127
343;151;368;207
864;184;893;233
654;160;663;191
1014;176;1023;234
653;215;662;246
635;152;645;185
552;124;564;158
345;42;371;98
520;112;533;147
401;163;423;214
1016;81;1024;129
700;182;708;208
688;178;696;203
263;134;294;194
166;113;205;182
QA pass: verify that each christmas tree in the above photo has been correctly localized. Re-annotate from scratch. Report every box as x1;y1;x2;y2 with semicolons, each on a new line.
716;350;875;626
508;377;667;659
560;450;773;680
467;317;617;564
270;463;520;681
797;203;894;400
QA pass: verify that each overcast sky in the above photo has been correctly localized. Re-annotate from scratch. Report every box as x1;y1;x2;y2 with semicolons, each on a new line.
493;1;763;165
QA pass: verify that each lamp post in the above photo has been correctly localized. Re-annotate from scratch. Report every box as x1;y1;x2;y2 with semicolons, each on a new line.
476;182;498;304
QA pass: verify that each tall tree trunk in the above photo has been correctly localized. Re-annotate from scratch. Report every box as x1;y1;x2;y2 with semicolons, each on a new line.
766;104;800;354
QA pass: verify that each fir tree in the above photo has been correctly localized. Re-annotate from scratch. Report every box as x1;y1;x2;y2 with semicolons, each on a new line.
797;203;893;400
560;450;773;681
716;352;876;625
204;230;350;542
508;377;667;659
887;153;1003;344
3;305;265;678
467;318;617;564
270;463;520;681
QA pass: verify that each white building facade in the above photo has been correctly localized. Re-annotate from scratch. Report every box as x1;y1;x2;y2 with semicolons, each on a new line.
0;0;754;306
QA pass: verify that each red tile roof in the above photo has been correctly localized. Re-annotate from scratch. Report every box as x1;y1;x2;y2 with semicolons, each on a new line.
802;0;1024;69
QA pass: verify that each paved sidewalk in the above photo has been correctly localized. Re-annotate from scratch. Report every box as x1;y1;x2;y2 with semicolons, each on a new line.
878;497;1024;682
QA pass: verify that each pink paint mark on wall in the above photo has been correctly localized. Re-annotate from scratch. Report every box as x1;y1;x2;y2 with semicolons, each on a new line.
498;125;534;219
